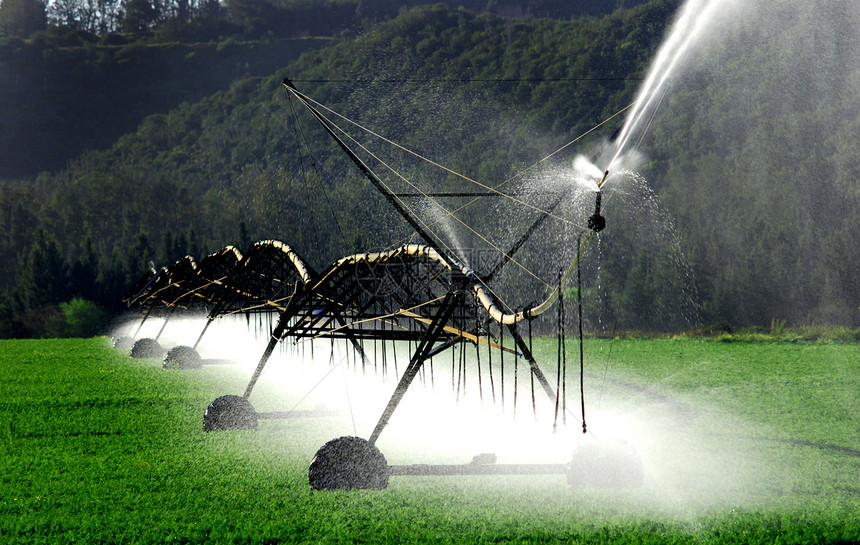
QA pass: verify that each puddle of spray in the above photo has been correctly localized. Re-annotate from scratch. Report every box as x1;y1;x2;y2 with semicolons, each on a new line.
584;395;763;514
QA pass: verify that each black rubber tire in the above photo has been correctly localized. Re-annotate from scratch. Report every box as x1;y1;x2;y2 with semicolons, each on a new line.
566;440;644;489
203;395;258;432
163;345;203;370
308;436;389;490
130;338;164;359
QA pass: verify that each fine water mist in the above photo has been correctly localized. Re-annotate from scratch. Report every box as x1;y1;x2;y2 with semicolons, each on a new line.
225;335;777;514
600;0;860;324
112;313;276;364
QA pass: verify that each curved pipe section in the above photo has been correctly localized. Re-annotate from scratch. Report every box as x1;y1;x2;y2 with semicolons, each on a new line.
253;239;314;285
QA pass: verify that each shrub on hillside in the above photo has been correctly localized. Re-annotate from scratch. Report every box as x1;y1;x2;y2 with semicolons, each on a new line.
60;298;108;338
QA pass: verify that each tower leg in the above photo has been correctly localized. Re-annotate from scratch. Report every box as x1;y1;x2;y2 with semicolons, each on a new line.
368;286;463;445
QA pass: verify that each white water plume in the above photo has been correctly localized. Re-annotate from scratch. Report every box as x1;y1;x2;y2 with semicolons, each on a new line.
604;0;746;171
111;312;276;364
605;0;860;178
571;155;603;192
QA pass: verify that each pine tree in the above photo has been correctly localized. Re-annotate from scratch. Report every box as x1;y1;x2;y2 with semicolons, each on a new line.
16;228;68;310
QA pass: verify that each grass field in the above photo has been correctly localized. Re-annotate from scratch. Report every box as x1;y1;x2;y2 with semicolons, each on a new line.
1;336;858;544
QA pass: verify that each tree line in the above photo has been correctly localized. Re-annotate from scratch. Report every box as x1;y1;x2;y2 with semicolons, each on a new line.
1;0;649;40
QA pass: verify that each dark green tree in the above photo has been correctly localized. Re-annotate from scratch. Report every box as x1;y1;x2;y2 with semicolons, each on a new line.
13;228;69;336
16;228;68;310
69;236;99;303
224;0;275;36
125;232;154;281
46;0;82;30
60;297;109;337
119;0;160;32
0;0;46;37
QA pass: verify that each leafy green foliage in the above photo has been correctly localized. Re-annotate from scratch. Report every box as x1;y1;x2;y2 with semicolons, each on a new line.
641;2;860;327
58;297;109;337
0;36;329;179
0;0;46;38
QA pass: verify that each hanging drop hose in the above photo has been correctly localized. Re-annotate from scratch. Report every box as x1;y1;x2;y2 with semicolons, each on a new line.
577;233;587;434
553;272;565;432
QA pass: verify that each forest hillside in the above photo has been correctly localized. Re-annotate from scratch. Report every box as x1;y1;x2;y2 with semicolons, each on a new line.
2;0;858;337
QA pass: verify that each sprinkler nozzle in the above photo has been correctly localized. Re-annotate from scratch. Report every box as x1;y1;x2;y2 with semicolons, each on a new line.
597;169;609;188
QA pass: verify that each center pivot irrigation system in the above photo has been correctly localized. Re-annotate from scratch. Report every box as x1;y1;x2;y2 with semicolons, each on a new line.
119;78;643;490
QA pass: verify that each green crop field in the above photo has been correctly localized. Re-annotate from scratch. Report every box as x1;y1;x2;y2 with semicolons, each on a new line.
1;337;858;544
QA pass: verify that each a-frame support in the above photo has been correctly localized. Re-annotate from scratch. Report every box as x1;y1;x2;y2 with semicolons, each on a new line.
133;306;152;338
192;315;215;351
367;277;466;445
241;290;370;400
154;305;178;342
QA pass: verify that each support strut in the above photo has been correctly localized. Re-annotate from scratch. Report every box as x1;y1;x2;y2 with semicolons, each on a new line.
192;315;215;351
367;280;465;445
241;287;369;400
154;305;178;342
283;79;456;270
133;306;152;338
